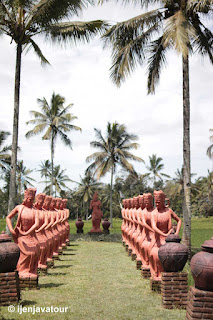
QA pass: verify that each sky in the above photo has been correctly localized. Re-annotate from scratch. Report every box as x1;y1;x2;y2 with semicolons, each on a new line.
0;2;213;193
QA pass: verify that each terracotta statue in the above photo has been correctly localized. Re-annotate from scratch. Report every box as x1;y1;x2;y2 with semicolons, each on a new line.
6;188;40;279
121;199;126;244
61;199;70;244
149;190;182;281
50;198;61;255
131;196;141;258
34;193;49;270
89;192;103;233
43;195;55;262
140;193;154;269
55;198;66;249
135;195;145;263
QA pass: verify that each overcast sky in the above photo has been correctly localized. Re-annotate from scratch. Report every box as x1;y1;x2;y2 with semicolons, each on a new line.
0;2;213;193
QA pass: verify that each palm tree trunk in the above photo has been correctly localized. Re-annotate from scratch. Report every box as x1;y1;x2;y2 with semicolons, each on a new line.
8;43;22;215
50;132;54;196
182;54;191;256
110;166;114;227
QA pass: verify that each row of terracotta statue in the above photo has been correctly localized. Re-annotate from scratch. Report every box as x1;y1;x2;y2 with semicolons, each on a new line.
6;188;70;280
121;190;182;281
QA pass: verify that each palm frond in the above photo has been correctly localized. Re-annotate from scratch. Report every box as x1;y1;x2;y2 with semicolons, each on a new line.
25;123;47;138
163;10;196;57
25;38;50;65
147;36;168;94
191;21;213;63
45;20;109;46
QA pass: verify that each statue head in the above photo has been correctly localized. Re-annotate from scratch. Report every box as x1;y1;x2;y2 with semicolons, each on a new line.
34;193;46;209
62;199;68;209
55;197;62;210
130;198;134;209
22;188;36;207
43;195;52;210
133;196;139;209
143;193;153;210
138;195;145;209
49;198;57;210
93;192;98;201
154;190;166;210
122;199;127;209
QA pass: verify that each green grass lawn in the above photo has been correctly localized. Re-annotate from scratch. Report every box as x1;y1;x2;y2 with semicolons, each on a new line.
1;242;186;320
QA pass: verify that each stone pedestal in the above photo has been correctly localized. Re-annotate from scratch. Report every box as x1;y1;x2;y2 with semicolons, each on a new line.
150;279;161;293
131;253;137;261
186;286;213;320
136;260;142;270
141;267;151;279
125;245;129;252
122;241;125;247
19;276;39;290
161;272;188;309
0;271;20;306
128;248;132;256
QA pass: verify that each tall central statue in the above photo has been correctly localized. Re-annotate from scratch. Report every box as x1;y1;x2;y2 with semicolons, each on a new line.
89;192;103;233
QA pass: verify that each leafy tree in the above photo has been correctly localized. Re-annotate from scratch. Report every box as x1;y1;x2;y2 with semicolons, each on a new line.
26;93;81;195
86;122;143;225
207;129;213;159
0;0;108;213
0;131;11;171
16;160;35;195
38;160;51;189
103;0;213;250
42;164;72;197
146;154;170;190
75;171;101;221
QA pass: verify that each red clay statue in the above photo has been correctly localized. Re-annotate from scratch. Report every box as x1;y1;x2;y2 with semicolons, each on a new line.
89;192;103;233
6;188;40;279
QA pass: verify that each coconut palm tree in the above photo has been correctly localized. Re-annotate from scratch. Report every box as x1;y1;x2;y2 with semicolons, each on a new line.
37;159;51;189
16;160;35;195
42;164;72;197
75;170;101;220
86;122;143;225
26;92;81;195
0;131;11;171
0;0;108;213
103;0;213;249
146;154;170;189
207;129;213;160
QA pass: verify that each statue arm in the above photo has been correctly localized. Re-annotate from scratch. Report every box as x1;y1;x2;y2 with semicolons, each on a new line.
6;207;19;235
17;210;39;236
171;210;182;235
36;211;48;233
137;213;144;227
142;212;153;233
45;213;54;230
151;212;169;237
52;211;59;227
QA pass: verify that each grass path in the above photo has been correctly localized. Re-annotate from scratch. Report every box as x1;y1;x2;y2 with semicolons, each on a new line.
1;242;185;320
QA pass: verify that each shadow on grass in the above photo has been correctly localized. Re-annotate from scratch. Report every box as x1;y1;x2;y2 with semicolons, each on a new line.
65;248;77;251
68;244;79;247
54;264;73;269
21;300;37;306
0;317;16;320
62;252;76;256
39;283;64;289
49;272;67;276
